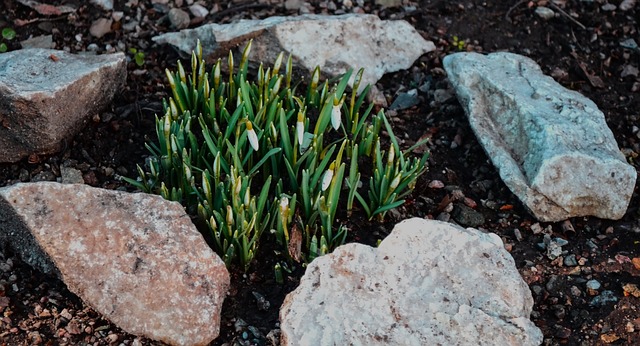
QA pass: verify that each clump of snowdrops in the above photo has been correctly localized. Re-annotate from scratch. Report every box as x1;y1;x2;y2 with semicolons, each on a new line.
124;40;429;272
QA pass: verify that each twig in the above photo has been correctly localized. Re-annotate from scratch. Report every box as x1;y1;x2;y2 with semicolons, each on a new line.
548;2;587;30
505;0;528;23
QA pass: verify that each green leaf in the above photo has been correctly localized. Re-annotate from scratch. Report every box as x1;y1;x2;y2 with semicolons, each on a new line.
0;43;7;53
134;52;145;67
2;27;15;40
278;108;293;162
372;199;405;218
248;147;282;176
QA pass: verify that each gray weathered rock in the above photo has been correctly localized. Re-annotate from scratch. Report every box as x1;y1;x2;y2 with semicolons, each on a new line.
443;52;636;222
168;8;191;30
153;14;434;91
280;218;542;346
0;49;126;163
0;182;229;346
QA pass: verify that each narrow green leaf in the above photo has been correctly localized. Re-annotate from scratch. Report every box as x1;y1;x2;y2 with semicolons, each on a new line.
248;148;282;176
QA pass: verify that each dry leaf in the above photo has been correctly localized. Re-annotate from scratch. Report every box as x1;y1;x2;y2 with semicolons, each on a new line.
288;223;302;263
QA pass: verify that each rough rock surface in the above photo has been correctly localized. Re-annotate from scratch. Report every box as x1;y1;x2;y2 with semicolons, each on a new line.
153;14;434;91
0;48;126;163
443;52;636;222
0;182;230;346
279;218;543;346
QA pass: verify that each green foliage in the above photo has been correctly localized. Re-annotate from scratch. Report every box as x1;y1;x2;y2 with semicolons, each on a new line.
452;35;465;51
0;27;16;53
128;47;145;67
124;40;429;271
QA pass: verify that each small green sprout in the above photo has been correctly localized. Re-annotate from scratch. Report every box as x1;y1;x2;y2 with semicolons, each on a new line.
452;35;465;51
1;27;16;53
128;47;145;67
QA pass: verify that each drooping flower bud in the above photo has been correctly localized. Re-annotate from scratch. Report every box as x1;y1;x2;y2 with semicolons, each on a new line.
246;121;259;151
322;162;335;191
296;111;305;146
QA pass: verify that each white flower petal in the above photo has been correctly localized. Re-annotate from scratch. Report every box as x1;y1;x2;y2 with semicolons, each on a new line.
331;104;341;130
297;121;304;146
246;121;259;151
280;196;289;211
321;167;334;191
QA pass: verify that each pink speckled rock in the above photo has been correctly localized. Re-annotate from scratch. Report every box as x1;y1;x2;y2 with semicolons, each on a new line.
0;182;229;346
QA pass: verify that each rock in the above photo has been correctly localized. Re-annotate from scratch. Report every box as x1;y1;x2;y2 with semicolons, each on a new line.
60;167;85;184
564;254;578;266
0;182;230;346
389;89;419;110
284;0;304;10
375;0;403;8
586;280;601;291
89;17;113;38
619;0;636;11
90;0;113;11
443;52;637;222
153;14;435;92
621;64;639;78
0;49;126;163
280;218;542;345
535;6;555;20
590;290;618;307
168;8;191;29
433;87;454;104
189;4;209;18
451;203;485;227
20;34;54;49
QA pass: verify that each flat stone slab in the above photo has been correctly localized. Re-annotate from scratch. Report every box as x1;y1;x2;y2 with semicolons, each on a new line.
0;49;126;162
280;218;543;345
0;182;229;346
443;52;636;222
153;14;435;91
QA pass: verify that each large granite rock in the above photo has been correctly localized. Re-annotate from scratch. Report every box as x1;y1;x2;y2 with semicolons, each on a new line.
0;49;126;163
0;182;229;346
443;52;636;222
280;218;542;346
153;14;434;91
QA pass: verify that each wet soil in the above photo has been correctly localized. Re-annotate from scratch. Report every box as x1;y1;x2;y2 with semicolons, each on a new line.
1;0;639;345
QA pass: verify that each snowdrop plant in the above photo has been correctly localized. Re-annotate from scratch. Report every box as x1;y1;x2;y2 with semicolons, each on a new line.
124;39;429;270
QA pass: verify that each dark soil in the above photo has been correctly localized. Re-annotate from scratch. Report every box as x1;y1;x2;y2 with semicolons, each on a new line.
1;0;640;345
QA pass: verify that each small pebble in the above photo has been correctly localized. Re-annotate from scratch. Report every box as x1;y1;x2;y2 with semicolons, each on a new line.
586;279;601;290
535;6;555;20
531;223;543;235
168;8;190;29
570;285;582;297
189;4;209;18
89;18;113;38
106;333;119;343
563;254;578;267
428;180;444;189
590;290;618;307
513;228;523;242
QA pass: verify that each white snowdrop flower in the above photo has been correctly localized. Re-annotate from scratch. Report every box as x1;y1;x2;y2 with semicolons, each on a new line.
390;174;401;189
387;145;395;164
280;196;289;211
322;163;335;191
296;112;305;146
331;104;341;131
246;121;259;151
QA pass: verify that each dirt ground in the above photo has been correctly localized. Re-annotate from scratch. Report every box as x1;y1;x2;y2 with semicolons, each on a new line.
1;0;639;345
